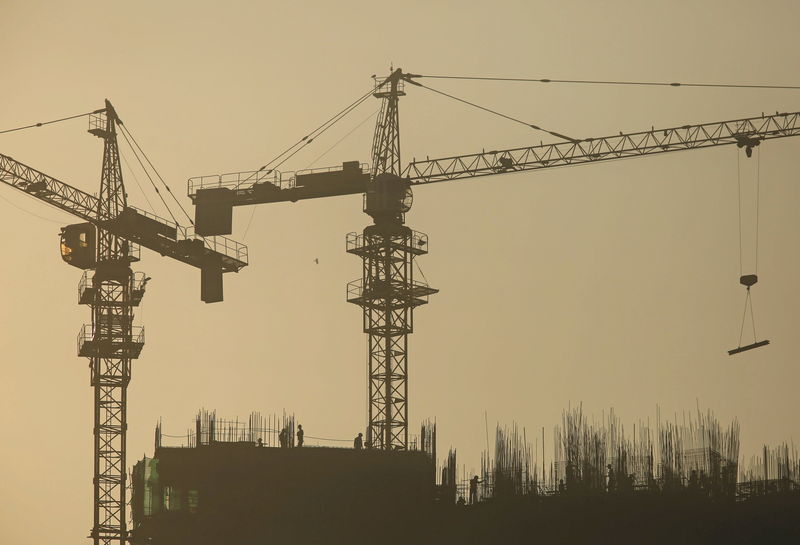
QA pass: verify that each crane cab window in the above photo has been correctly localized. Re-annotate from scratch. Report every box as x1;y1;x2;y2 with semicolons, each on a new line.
60;223;96;269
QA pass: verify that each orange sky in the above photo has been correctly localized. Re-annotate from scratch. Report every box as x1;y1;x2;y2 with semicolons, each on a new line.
2;1;800;543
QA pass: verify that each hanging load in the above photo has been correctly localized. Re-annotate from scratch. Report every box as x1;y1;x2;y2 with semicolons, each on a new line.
728;148;769;356
728;273;770;355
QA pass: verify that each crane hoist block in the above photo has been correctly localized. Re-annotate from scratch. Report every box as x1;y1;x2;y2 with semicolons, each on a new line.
740;274;758;287
60;223;96;269
195;188;234;236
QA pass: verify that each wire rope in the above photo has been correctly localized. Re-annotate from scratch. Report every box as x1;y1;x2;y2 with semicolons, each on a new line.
118;128;178;225
738;291;749;348
0;109;99;135
120;149;156;213
302;108;379;171
737;150;743;277
242;88;376;238
734;146;765;348
119;124;194;226
417;74;800;90
414;81;576;142
755;147;761;274
249;86;376;180
305;435;352;443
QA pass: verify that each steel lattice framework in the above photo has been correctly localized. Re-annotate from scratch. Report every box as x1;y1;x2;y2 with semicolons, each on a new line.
403;112;800;184
0;100;249;545
348;70;437;450
371;71;403;178
347;228;436;449
88;105;136;545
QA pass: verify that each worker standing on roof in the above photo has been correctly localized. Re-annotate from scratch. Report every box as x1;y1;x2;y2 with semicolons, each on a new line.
297;425;304;447
278;427;288;448
354;432;363;450
469;475;482;504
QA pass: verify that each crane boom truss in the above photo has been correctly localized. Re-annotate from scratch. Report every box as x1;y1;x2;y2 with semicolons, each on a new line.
0;152;248;272
188;112;800;211
403;112;800;184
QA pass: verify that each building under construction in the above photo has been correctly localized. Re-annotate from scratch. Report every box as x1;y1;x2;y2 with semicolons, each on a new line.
131;408;800;545
131;412;436;544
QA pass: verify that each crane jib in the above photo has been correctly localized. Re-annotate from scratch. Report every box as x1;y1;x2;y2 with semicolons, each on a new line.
0;152;248;274
403;111;800;184
185;111;800;238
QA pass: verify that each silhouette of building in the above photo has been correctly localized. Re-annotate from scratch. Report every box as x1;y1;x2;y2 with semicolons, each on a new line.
130;413;435;545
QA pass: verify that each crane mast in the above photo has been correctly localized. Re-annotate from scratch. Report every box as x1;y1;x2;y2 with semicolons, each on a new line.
86;101;137;545
347;69;437;450
0;100;249;545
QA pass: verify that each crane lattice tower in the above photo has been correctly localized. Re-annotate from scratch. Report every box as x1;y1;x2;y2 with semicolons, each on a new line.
347;70;437;450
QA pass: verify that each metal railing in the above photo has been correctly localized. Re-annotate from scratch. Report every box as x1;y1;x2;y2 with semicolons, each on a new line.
294;162;369;177
78;270;149;301
187;169;287;194
127;205;248;265
346;230;429;253
347;278;435;302
182;225;249;265
188;162;370;195
77;324;145;353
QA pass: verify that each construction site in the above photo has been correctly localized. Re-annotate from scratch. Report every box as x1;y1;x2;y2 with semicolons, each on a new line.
3;4;800;545
128;408;800;544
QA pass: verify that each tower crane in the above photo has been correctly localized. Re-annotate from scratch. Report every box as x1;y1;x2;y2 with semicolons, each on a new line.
187;69;800;451
0;100;248;545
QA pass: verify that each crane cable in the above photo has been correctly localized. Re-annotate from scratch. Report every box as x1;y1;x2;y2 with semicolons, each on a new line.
248;86;376;181
0;109;99;135
301;108;379;171
416;74;800;91
119;123;196;227
119;149;157;214
118;127;180;225
735;147;763;349
242;86;376;238
413;81;576;142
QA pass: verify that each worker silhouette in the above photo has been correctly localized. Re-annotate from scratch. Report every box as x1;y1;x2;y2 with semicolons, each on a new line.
278;427;288;448
256;438;263;448
469;475;482;504
354;432;363;450
297;425;304;447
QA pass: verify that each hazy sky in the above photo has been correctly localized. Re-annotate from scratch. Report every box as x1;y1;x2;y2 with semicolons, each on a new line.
2;1;800;543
